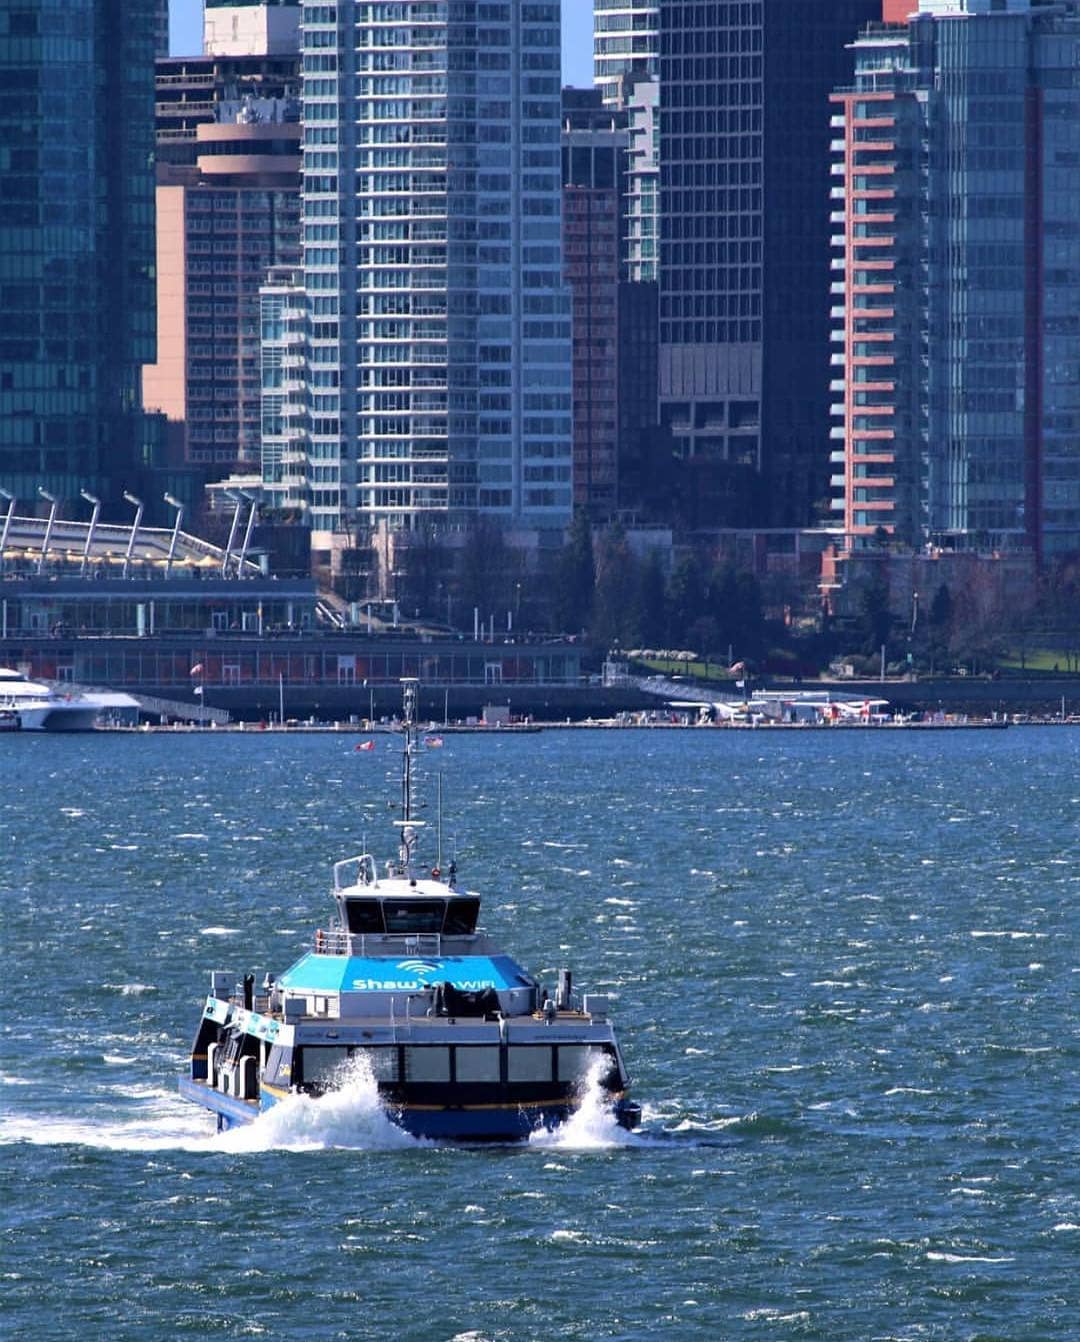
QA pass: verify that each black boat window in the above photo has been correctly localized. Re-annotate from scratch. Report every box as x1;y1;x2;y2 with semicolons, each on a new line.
443;897;480;935
557;1044;618;1085
344;898;384;934
507;1046;554;1084
453;1046;500;1083
356;1046;398;1082
382;898;445;933
300;1046;349;1086
404;1046;450;1083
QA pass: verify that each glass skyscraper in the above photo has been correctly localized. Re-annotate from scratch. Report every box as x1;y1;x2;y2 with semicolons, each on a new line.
657;0;880;528
0;0;157;511
831;0;1080;561
296;0;572;536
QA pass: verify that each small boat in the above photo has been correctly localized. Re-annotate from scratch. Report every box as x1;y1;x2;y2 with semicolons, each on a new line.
0;668;100;731
178;679;640;1141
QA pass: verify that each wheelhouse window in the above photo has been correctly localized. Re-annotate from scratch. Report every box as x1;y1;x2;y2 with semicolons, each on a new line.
443;896;480;935
383;899;444;933
300;1046;349;1085
344;898;383;933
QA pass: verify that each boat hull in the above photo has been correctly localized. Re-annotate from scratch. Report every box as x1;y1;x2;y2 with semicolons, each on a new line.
178;1076;640;1142
16;704;100;731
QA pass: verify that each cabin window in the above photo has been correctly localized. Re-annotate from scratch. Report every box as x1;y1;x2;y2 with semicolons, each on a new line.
344;898;383;934
443;897;480;935
454;1046;500;1083
557;1044;617;1085
383;899;444;933
507;1046;554;1083
300;1046;349;1085
356;1046;398;1082
404;1046;450;1083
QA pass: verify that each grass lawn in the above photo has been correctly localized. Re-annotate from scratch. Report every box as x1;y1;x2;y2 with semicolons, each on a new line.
999;648;1077;673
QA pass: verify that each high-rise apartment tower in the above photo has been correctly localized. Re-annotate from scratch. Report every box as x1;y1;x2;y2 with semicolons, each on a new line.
830;0;1080;561
296;0;572;537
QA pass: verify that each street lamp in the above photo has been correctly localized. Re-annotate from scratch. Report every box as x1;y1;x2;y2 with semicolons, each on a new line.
80;490;101;577
0;488;13;573
163;492;184;575
122;491;143;579
37;487;58;574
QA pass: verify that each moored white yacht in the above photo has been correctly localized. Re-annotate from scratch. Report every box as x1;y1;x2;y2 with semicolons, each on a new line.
0;668;101;731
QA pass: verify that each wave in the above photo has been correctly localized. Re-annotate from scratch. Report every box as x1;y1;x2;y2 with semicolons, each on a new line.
529;1059;641;1151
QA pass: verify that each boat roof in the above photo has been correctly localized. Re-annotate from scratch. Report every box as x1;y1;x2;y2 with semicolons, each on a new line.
279;952;529;994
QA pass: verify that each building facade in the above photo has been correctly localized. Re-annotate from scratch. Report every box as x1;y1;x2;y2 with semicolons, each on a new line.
294;0;572;539
562;89;626;518
0;0;158;512
593;1;659;107
143;97;302;475
657;0;880;529
830;0;1080;561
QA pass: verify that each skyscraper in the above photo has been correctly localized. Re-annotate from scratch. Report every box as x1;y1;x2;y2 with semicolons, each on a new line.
296;1;572;537
144;5;302;476
562;88;626;518
657;0;879;528
830;0;1080;561
0;0;158;511
593;2;659;106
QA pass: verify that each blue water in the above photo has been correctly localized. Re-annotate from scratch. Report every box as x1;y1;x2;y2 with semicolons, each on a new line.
2;727;1077;1340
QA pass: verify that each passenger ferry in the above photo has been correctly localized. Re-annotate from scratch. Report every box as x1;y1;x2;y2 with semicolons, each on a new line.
0;668;100;731
178;679;640;1141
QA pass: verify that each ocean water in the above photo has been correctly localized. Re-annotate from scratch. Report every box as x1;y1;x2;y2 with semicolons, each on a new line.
1;726;1077;1341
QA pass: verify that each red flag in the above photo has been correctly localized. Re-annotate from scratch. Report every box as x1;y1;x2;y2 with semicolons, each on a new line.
189;663;203;675
355;740;375;752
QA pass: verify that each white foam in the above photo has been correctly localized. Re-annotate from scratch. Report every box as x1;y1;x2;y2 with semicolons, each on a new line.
214;1055;420;1153
926;1252;1014;1264
529;1058;639;1151
102;982;157;996
200;926;240;937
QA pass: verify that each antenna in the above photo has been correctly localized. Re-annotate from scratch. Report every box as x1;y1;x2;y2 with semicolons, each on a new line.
437;771;444;870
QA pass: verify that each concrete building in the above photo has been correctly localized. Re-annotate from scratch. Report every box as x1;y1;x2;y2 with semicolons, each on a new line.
593;2;659;107
829;0;1080;561
0;0;159;513
657;0;880;529
144;6;302;480
562;89;626;519
295;1;572;538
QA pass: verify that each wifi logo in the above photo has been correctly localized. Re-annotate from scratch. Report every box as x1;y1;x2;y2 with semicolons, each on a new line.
396;959;441;977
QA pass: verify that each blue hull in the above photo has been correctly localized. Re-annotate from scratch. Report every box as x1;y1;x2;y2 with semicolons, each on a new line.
179;1077;639;1142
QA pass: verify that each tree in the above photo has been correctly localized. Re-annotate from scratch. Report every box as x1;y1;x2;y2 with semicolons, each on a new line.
552;510;595;634
635;548;668;647
457;519;509;619
591;523;640;650
666;553;706;646
857;574;893;655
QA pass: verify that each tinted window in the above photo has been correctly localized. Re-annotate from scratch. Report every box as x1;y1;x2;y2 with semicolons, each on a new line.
443;897;480;935
344;899;383;933
383;899;445;933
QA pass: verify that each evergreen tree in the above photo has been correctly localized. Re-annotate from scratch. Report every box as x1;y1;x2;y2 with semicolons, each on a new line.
635;548;668;647
591;523;640;650
666;553;706;647
552;510;595;634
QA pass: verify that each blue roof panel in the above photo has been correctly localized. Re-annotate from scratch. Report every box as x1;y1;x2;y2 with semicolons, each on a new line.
279;953;528;994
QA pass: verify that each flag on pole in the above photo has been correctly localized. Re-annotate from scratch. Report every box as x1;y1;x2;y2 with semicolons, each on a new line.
355;740;375;752
193;686;204;696
190;663;203;675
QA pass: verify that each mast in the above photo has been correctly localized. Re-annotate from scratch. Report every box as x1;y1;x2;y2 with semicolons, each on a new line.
397;678;421;874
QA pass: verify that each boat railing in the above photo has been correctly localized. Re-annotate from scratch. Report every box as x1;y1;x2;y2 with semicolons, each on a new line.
314;929;443;958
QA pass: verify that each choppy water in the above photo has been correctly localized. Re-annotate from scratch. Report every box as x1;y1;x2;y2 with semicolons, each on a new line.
1;726;1077;1340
